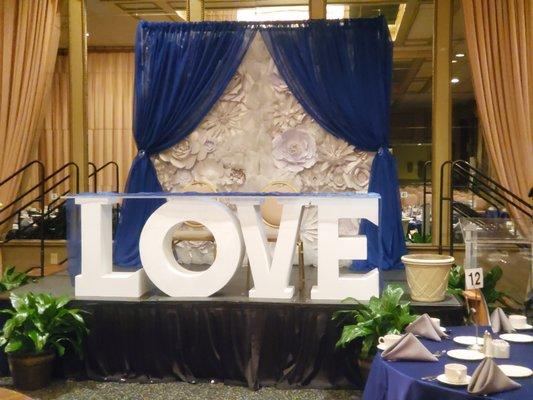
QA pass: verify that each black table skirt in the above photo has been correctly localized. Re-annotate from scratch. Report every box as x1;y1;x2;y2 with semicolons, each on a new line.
0;296;462;389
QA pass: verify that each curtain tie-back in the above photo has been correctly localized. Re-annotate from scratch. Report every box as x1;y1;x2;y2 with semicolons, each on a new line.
137;150;146;157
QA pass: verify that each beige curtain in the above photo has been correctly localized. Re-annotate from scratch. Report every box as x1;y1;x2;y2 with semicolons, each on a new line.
87;52;136;192
39;52;136;193
38;55;70;197
0;0;60;231
462;0;532;234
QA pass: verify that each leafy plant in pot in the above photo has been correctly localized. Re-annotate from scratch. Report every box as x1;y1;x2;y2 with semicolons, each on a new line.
0;293;88;390
333;285;417;379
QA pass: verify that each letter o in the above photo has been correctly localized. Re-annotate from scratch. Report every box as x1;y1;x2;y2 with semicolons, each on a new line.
139;199;244;297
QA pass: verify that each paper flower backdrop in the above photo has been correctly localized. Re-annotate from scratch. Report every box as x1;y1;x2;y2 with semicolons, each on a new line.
153;36;374;266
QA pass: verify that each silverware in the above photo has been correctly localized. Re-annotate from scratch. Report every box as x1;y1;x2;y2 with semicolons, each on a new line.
421;375;438;381
432;350;447;357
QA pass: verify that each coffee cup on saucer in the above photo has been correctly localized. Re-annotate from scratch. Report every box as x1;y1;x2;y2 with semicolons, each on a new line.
509;315;527;329
378;334;402;348
444;363;467;384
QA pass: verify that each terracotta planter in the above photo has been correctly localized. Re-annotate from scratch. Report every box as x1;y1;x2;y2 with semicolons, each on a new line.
8;350;55;390
401;254;455;302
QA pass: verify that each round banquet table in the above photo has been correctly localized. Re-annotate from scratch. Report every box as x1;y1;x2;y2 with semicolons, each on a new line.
363;325;533;400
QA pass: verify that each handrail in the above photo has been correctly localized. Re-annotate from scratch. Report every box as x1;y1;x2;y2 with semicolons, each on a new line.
88;161;120;192
438;160;532;255
88;162;97;192
0;160;45;276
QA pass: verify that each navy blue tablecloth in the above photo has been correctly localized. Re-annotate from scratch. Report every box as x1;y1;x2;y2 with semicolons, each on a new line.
363;325;532;400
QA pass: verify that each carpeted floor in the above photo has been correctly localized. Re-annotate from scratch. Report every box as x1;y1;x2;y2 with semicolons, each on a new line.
0;378;362;400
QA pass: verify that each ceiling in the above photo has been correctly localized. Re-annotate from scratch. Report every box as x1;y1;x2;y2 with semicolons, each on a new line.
58;0;474;109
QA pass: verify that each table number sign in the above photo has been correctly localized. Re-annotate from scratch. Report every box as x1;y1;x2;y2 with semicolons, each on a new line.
465;267;484;290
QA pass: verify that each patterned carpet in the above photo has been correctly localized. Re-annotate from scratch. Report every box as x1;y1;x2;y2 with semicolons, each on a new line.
0;379;362;400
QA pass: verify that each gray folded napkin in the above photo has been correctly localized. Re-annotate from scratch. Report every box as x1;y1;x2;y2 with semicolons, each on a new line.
467;358;521;395
490;307;515;333
381;333;438;362
405;313;447;341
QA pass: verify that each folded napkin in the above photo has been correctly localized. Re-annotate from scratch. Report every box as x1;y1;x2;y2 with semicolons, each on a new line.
490;307;515;333
405;313;448;341
467;358;521;395
381;333;438;362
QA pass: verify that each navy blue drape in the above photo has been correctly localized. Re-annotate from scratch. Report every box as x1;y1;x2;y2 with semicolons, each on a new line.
113;21;255;266
261;17;406;269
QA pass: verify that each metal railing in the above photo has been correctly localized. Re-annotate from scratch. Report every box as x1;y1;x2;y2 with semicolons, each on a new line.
438;160;532;255
1;161;119;276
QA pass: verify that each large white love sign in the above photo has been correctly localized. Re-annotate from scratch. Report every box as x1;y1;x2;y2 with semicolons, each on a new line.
74;194;380;301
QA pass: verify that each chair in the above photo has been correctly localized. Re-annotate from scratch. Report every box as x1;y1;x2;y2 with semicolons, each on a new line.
258;181;305;297
463;289;490;325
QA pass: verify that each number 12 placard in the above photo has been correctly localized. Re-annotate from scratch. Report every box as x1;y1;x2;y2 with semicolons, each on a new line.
465;267;484;290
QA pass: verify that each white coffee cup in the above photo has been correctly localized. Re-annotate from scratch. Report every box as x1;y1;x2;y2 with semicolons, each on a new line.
445;363;467;383
378;334;402;347
509;315;527;329
431;317;441;328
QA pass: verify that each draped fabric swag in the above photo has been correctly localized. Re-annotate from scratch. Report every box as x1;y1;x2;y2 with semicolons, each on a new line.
0;0;60;232
461;0;532;235
114;17;406;270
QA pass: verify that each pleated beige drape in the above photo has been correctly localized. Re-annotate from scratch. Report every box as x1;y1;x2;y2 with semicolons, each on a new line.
462;0;532;234
0;0;60;231
39;52;136;193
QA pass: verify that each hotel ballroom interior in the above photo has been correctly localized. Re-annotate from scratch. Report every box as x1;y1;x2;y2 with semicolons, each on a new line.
0;0;531;399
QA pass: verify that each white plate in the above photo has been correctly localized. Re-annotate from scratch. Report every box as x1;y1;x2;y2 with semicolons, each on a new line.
447;349;485;361
436;374;472;386
498;365;533;378
514;324;533;330
440;326;447;333
499;333;533;343
453;336;483;346
377;343;388;351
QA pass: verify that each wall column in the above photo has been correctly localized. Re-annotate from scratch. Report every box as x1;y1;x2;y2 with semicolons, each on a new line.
309;0;326;19
68;0;89;192
431;0;452;247
187;0;204;21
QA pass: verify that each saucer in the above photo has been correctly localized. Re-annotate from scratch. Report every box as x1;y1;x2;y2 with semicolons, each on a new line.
499;333;533;343
447;349;485;361
514;324;533;330
453;336;483;346
436;374;471;386
377;343;389;351
498;365;533;378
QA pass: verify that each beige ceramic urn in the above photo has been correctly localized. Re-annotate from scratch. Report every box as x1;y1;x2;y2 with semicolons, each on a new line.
401;254;455;302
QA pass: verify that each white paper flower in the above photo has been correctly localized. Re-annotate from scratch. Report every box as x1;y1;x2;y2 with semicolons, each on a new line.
272;129;317;172
318;135;357;171
272;96;306;131
192;159;225;184
326;165;348;191
300;206;318;245
203;101;246;139
224;168;246;186
299;168;325;191
170;169;193;190
222;72;245;103
159;133;208;170
343;166;371;190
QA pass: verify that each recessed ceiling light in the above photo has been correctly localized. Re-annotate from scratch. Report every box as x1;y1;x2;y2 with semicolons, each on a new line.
455;53;465;58
417;143;422;146
451;59;458;63
85;33;90;37
451;77;460;84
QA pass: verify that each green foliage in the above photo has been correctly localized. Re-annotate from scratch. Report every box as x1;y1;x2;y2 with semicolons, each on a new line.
0;293;88;358
333;285;418;360
0;266;28;292
446;264;507;308
407;232;432;243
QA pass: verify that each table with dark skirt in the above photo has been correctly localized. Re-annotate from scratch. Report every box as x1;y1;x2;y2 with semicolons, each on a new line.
363;325;533;400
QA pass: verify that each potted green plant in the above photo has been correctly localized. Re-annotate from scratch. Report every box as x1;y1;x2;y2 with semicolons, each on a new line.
0;292;87;390
333;285;417;378
0;266;29;292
